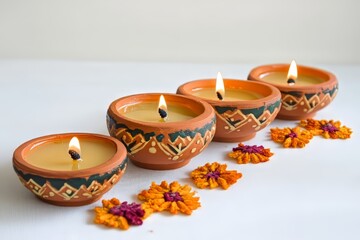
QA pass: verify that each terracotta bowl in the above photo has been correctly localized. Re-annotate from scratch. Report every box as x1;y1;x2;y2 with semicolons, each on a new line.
107;93;216;170
177;79;281;142
13;133;128;206
248;64;338;120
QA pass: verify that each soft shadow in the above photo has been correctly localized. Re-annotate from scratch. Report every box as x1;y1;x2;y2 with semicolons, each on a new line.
1;161;84;224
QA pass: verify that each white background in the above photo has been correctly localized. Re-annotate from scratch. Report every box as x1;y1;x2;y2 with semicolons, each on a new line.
0;0;359;64
0;60;359;239
1;1;359;239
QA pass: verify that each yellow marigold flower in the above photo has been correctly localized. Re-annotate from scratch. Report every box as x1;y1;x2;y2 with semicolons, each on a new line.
300;119;352;139
270;127;313;148
228;143;273;164
94;198;150;230
190;162;242;190
138;181;200;215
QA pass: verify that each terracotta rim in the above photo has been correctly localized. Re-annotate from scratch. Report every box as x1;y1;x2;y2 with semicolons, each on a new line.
247;64;338;92
108;93;215;128
13;133;127;179
177;79;281;108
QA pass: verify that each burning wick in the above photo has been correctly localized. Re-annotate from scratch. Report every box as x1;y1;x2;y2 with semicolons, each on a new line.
68;150;81;160
158;95;168;121
287;60;297;86
287;78;295;86
216;72;225;100
68;137;82;161
216;91;223;100
158;108;168;119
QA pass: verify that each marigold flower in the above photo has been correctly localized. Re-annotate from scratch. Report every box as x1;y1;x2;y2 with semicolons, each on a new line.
300;119;352;139
138;181;200;215
190;162;242;189
94;198;150;230
228;143;273;164
270;127;313;148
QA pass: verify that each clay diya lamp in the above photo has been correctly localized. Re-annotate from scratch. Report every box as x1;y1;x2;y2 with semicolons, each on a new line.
107;93;216;170
177;72;281;142
247;60;338;120
13;133;128;206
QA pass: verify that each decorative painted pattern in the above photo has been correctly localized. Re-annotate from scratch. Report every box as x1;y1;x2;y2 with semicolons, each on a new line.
214;100;281;132
281;84;338;114
14;159;128;202
107;115;216;161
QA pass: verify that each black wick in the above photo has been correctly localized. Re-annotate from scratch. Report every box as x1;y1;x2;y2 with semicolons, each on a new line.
287;78;295;86
68;150;81;160
216;91;224;100
158;108;168;119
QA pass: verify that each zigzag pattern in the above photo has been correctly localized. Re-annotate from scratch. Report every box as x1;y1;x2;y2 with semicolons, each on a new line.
19;170;124;201
114;126;215;161
282;90;337;113
107;114;216;161
217;108;279;132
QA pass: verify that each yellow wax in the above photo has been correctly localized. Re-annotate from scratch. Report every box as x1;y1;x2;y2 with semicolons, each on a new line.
26;139;116;171
260;72;325;86
191;88;263;101
122;102;197;122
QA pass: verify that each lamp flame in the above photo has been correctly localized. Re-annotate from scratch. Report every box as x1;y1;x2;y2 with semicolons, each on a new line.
68;137;81;160
215;72;225;100
287;60;298;86
158;95;168;120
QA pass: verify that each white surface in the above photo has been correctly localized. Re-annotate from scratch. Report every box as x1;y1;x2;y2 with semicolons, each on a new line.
0;0;359;64
0;60;359;240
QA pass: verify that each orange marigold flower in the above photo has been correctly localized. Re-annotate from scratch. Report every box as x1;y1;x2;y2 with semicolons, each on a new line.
228;143;273;164
138;181;200;215
94;198;151;230
270;127;313;148
190;162;242;190
300;119;352;139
